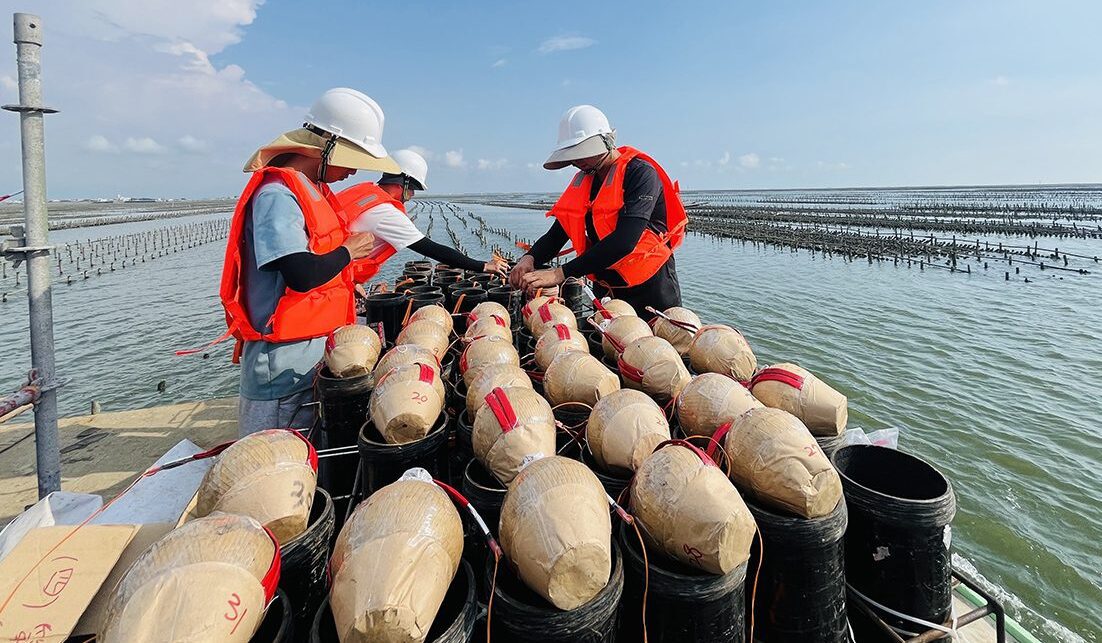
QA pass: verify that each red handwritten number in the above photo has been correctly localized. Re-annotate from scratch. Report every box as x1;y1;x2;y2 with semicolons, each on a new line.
805;445;818;457
410;392;429;404
682;543;704;566
224;593;249;636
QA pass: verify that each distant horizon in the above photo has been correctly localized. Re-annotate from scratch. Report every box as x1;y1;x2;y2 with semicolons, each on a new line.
4;180;1101;205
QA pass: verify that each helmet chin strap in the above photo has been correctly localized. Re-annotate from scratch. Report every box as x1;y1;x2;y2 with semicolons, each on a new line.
317;134;338;183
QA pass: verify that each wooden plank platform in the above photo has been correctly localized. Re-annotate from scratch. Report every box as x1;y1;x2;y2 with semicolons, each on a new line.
0;397;237;523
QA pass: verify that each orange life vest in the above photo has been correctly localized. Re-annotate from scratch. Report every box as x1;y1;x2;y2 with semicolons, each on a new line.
335;182;408;283
219;167;354;358
547;146;687;287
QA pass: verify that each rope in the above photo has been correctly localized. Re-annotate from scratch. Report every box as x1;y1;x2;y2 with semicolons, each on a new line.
629;519;650;643
846;583;959;637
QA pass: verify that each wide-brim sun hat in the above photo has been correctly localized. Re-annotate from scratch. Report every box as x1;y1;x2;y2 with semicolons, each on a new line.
243;127;401;174
543;133;615;170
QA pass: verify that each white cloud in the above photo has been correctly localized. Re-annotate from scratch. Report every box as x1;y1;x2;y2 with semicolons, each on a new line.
0;75;15;92
679;161;689;168
444;150;466;168
817;160;850;171
991;75;1010;86
526;162;537;169
717;151;731;166
538;35;596;54
177;135;209;153
84;135;118;153
693;159;712;168
0;1;300;197
738;152;760;169
561;78;573;87
407;145;436;161
477;158;509;170
492;59;507;68
124;137;168;154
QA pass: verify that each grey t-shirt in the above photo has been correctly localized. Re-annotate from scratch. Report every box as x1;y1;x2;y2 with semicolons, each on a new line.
239;178;326;401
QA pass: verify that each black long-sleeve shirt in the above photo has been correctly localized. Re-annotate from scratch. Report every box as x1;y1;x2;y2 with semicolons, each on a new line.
268;237;485;292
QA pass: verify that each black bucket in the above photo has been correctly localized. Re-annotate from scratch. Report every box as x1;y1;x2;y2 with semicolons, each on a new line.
411;291;446;312
561;279;590;313
469;273;495;288
357;413;450;497
401;284;444;296
600;353;620;375
452;287;488;329
815;433;845;459
315;368;372;505
553;402;591;451
617;521;746;643
278;487;335;630
397;275;429;289
445;280;475;309
364;292;411;345
745;495;848;642
250;589;293;642
486;538;624;643
831;445;956;641
316;367;373;435
309;559;479;643
405;260;433;271
487;286;522;320
456;408;474;452
578;447;631;500
461;458;506;537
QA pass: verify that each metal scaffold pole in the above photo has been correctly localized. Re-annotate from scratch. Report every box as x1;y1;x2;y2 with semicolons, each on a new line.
3;13;61;496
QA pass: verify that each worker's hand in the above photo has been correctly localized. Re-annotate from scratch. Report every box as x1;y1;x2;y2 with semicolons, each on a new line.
483;258;508;278
341;232;375;260
509;254;536;289
521;267;565;294
354;283;369;299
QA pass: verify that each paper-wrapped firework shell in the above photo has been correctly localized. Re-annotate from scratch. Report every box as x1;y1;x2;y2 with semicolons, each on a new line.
396;319;451;360
749;363;848;436
499;456;611;610
466;364;533;417
464;314;512;343
98;514;277;643
724;407;843;518
618;336;691;403
374;344;440;380
593;298;636;321
195;429;317;542
469;301;512;328
460;335;521;385
688;324;757;381
529;301;577;338
629;444;755;574
534;323;589;371
599;315;653;359
408;304;454;336
543;351;621;407
676;373;763;437
649;307;702;356
325;324;383;378
370;363;445;444
330;474;463;643
472;386;556;484
521;295;555;328
587;389;670;475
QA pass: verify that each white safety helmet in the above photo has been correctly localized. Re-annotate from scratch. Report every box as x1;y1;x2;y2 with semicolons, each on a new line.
390;149;430;191
543;105;616;170
305;88;389;158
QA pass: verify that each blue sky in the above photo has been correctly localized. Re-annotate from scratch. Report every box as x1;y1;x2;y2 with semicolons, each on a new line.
1;0;1100;197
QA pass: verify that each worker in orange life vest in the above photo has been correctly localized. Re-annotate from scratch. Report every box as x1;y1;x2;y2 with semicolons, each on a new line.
510;105;687;321
337;148;507;286
223;88;397;437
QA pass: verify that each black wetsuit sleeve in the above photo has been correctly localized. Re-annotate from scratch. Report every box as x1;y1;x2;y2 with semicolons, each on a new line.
526;220;570;266
266;247;351;292
560;161;661;278
408;237;485;272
